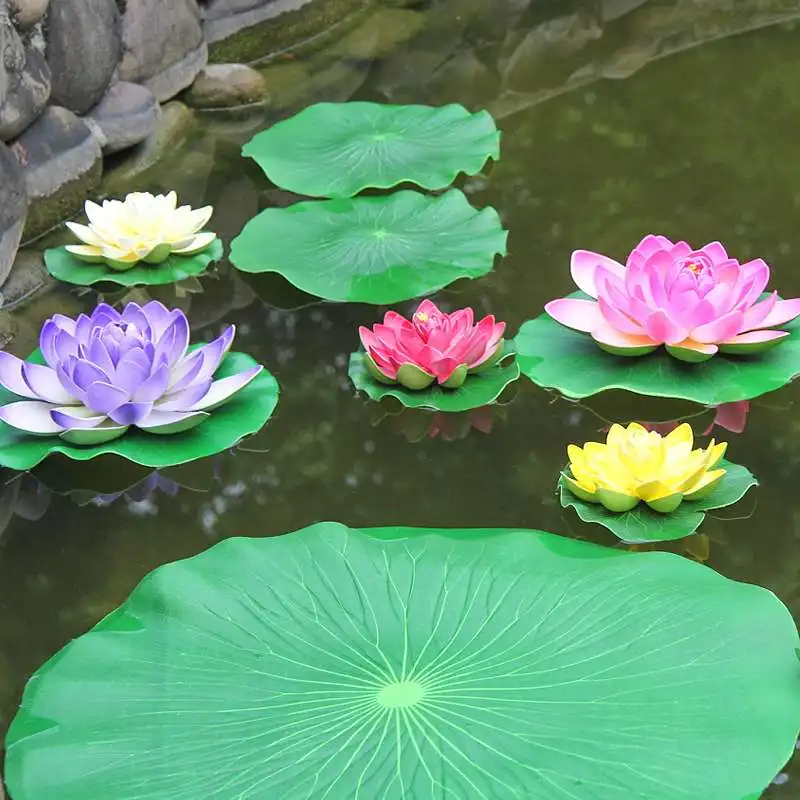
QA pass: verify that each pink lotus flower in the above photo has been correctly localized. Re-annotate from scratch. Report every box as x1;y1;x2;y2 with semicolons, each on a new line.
359;300;505;390
545;235;800;362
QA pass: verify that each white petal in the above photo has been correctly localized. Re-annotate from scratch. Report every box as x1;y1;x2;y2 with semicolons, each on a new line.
189;366;263;411
172;232;217;255
65;221;105;247
0;401;64;435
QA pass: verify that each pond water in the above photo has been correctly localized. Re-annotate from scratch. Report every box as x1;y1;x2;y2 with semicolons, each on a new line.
3;0;800;795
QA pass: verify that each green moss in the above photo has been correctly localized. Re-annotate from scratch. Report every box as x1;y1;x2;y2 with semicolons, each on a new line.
208;0;371;65
23;156;102;242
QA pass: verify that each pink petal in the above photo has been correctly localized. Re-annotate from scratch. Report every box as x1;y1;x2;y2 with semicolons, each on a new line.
721;330;790;346
630;234;674;261
668;241;692;259
690;310;745;344
699;241;728;264
382;311;411;332
570;250;625;298
642;310;688;345
545;298;604;333
752;297;800;329
415;299;441;318
669;339;719;355
429;356;462;383
590;322;658;353
739;292;778;331
597;296;647;335
733;259;770;308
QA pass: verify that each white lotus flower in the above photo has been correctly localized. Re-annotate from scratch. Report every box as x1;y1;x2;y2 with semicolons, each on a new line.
65;191;217;271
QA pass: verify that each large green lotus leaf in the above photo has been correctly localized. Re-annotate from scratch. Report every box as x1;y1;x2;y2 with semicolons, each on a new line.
229;190;507;304
242;102;500;198
560;460;758;543
0;350;278;470
6;523;799;800
44;239;224;288
348;345;519;411
515;292;800;404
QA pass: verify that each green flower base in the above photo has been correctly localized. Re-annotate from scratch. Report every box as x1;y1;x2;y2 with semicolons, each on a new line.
44;238;224;288
515;292;800;404
0;350;278;470
559;460;757;543
348;345;519;412
229;190;507;304
242;101;500;198
6;524;799;800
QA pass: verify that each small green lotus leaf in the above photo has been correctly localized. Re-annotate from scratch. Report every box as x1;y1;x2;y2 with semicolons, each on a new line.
229;190;507;304
0;350;278;470
441;364;468;388
515;291;800;404
242;101;500;198
395;363;436;390
644;492;684;514
594;486;640;512
45;238;223;288
559;460;757;543
5;523;799;800
349;343;519;412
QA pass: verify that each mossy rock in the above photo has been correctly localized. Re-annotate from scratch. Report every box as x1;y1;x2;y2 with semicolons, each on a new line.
207;0;371;65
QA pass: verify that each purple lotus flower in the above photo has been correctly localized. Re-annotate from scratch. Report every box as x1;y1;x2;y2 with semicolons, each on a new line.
0;301;262;445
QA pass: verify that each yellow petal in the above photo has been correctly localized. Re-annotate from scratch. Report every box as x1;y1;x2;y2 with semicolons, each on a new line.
606;423;628;448
706;440;727;468
683;468;725;500
636;480;674;502
664;423;694;448
562;472;597;502
65;244;105;263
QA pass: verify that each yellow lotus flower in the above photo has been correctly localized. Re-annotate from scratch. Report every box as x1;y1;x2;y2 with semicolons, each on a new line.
65;191;216;271
562;422;727;514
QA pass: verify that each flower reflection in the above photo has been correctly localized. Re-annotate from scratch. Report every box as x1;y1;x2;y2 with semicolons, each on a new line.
373;405;505;443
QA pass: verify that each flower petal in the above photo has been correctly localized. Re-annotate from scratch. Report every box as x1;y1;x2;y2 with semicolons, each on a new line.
171;232;217;255
85;382;130;415
753;298;800;330
188;366;263;411
108;401;153;426
665;340;718;363
136;409;210;434
64;244;105;263
50;406;107;430
0;400;64;435
689;310;745;344
0;352;38;398
590;323;659;356
718;330;790;354
642;310;689;345
21;362;77;405
545;298;604;333
570;250;625;298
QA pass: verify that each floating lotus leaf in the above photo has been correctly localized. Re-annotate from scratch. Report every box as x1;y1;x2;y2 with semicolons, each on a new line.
0;351;278;470
6;524;799;799
560;459;758;543
44;239;224;288
348;344;518;411
242;101;500;197
515;292;800;404
229;190;507;304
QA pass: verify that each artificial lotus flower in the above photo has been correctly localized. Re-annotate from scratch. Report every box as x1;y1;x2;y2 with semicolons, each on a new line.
0;301;262;445
65;191;217;271
359;300;506;390
545;235;800;362
562;422;727;513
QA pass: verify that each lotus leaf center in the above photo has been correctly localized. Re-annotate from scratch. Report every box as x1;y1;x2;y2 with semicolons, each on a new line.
377;679;425;709
373;228;389;239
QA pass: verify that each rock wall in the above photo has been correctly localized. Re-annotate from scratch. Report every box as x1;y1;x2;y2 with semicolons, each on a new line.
0;0;356;292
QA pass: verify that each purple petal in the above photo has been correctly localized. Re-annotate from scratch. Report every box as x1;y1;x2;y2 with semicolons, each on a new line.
169;326;235;391
54;329;79;364
0;400;64;434
21;362;76;405
86;338;116;377
189;366;263;411
50;406;107;430
72;358;111;391
155;314;189;368
0;352;38;398
142;301;178;339
90;303;121;326
109;401;153;426
85;382;130;415
48;313;77;336
121;302;152;334
74;313;95;346
133;363;170;403
156;379;212;411
136;409;209;434
113;358;150;397
57;361;85;402
167;350;204;393
40;321;62;368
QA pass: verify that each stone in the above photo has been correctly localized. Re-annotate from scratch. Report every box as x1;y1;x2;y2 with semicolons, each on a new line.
183;63;266;109
119;0;208;102
45;0;121;114
13;106;102;240
9;0;49;28
204;0;313;47
0;25;51;141
0;248;50;309
0;143;27;288
84;81;160;154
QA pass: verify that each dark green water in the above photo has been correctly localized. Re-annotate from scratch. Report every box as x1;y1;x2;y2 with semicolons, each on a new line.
3;0;800;794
